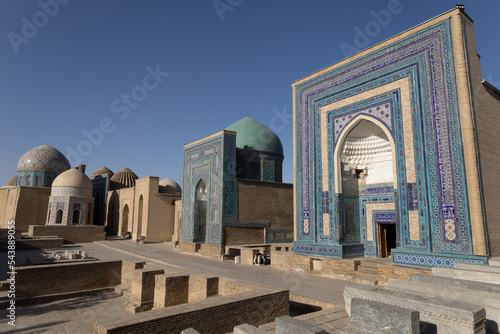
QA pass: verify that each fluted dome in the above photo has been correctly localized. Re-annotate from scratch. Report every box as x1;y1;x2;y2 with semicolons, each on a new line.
6;175;16;186
110;167;138;190
90;166;114;179
159;178;181;193
17;145;70;174
52;168;93;189
225;117;284;156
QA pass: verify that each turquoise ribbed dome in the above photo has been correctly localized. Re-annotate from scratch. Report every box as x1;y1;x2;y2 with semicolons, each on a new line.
225;117;283;156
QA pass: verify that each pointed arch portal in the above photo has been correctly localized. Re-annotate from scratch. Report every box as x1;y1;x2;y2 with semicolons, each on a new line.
194;179;207;243
336;118;396;258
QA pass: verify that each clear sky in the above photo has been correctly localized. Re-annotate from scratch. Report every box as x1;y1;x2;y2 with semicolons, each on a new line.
1;0;499;186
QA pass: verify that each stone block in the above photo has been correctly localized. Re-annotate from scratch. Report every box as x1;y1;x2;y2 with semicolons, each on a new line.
432;267;500;284
188;275;219;302
153;274;189;309
347;298;419;334
275;315;326;334
388;278;500;333
121;260;146;287
455;262;500;273
489;257;500;267
410;274;500;294
234;323;268;334
181;329;200;334
131;267;165;307
344;284;486;333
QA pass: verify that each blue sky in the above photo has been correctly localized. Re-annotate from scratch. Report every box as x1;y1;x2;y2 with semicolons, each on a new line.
1;0;499;186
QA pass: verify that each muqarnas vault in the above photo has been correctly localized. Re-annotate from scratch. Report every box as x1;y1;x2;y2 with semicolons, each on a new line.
292;7;500;267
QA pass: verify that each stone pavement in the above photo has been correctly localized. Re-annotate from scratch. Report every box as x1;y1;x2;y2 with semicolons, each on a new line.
93;240;351;306
0;240;355;333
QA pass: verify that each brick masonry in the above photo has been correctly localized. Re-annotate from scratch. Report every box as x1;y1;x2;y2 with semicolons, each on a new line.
188;275;219;302
94;289;289;334
153;274;189;308
29;225;105;244
271;251;431;283
15;260;121;298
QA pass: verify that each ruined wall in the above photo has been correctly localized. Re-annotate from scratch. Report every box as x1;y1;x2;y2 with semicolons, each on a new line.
15;260;121;298
94;289;288;334
29;225;105;243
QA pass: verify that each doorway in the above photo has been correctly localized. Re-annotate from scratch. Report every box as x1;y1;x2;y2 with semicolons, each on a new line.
194;179;207;243
378;223;396;258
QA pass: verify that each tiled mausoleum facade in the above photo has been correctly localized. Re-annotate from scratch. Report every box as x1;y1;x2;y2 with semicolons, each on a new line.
292;8;500;267
180;118;293;257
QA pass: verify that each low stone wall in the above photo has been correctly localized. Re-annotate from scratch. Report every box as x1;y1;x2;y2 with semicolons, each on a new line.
271;252;431;282
272;253;358;278
28;225;105;244
178;241;197;254
94;289;289;334
15;260;121;298
16;237;63;250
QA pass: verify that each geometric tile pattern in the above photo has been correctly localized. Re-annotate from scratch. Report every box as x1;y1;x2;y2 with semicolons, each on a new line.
180;132;236;246
17;145;70;174
294;19;480;266
392;250;487;268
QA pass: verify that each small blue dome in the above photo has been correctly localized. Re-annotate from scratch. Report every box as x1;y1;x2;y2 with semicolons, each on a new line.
225;117;284;156
17;145;70;174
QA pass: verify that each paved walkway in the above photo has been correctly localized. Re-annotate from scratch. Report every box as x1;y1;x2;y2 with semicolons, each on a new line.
94;240;351;306
0;240;355;333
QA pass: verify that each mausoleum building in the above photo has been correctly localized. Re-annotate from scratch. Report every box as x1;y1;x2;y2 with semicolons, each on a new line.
292;7;500;267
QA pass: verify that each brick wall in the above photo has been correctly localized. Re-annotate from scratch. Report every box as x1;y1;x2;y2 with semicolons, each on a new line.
199;244;224;259
224;226;265;246
377;264;431;282
121;260;146;287
154;274;189;308
237;180;293;229
188;275;218;302
15;260;121;298
94;289;289;334
178;241;197;253
29;225;105;244
16;237;63;250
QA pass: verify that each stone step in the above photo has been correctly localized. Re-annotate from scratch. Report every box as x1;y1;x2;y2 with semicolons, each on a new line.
114;284;132;299
432;267;500;285
411;274;500;294
354;270;378;280
352;277;378;286
358;261;378;269
356;265;378;274
489;258;500;267
455;262;500;274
